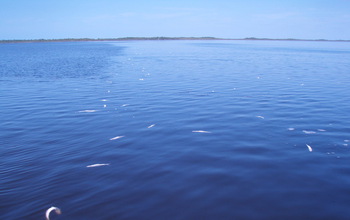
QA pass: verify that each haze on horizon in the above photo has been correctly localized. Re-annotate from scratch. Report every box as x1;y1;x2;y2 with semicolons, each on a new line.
1;0;349;40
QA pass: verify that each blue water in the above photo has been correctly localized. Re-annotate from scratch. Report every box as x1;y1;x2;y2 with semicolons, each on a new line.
1;40;350;220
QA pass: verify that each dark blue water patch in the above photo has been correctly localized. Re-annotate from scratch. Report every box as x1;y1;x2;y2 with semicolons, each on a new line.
0;41;125;79
1;40;350;219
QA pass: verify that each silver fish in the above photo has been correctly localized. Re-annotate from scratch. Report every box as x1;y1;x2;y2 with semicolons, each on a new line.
110;136;125;140
45;206;61;220
86;163;110;168
148;124;156;128
192;130;211;133
306;144;313;152
78;110;98;113
303;130;316;134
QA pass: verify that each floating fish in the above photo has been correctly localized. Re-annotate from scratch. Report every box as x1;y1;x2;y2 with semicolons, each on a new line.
86;163;110;168
78;110;98;113
192;130;211;133
306;144;313;152
148;124;156;128
110;136;124;140
103;104;107;108
45;206;61;220
303;130;316;134
256;116;265;119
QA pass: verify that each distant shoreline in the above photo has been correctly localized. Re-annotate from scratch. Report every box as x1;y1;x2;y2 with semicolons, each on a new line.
1;37;350;43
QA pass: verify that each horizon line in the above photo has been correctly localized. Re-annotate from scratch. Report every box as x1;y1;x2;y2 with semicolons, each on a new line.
1;37;350;43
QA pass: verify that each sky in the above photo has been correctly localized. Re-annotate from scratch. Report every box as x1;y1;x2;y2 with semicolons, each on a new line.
0;0;350;40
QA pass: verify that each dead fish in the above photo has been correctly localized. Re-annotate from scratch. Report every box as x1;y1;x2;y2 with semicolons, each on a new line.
148;124;156;128
303;130;316;134
45;206;61;220
306;144;313;152
78;110;98;113
192;130;211;133
110;136;124;140
86;163;110;168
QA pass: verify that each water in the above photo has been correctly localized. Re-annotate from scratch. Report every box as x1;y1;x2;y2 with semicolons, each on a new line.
1;40;350;219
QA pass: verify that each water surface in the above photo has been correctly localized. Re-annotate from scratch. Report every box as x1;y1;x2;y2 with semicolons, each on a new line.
1;40;350;219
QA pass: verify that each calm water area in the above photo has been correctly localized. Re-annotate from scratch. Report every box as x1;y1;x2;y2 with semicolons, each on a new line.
1;40;350;219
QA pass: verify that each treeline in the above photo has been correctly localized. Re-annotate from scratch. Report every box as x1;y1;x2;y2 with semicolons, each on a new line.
1;37;349;43
243;37;350;42
0;37;220;43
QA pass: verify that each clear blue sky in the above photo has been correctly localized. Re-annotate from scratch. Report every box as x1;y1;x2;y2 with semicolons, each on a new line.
1;0;349;40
